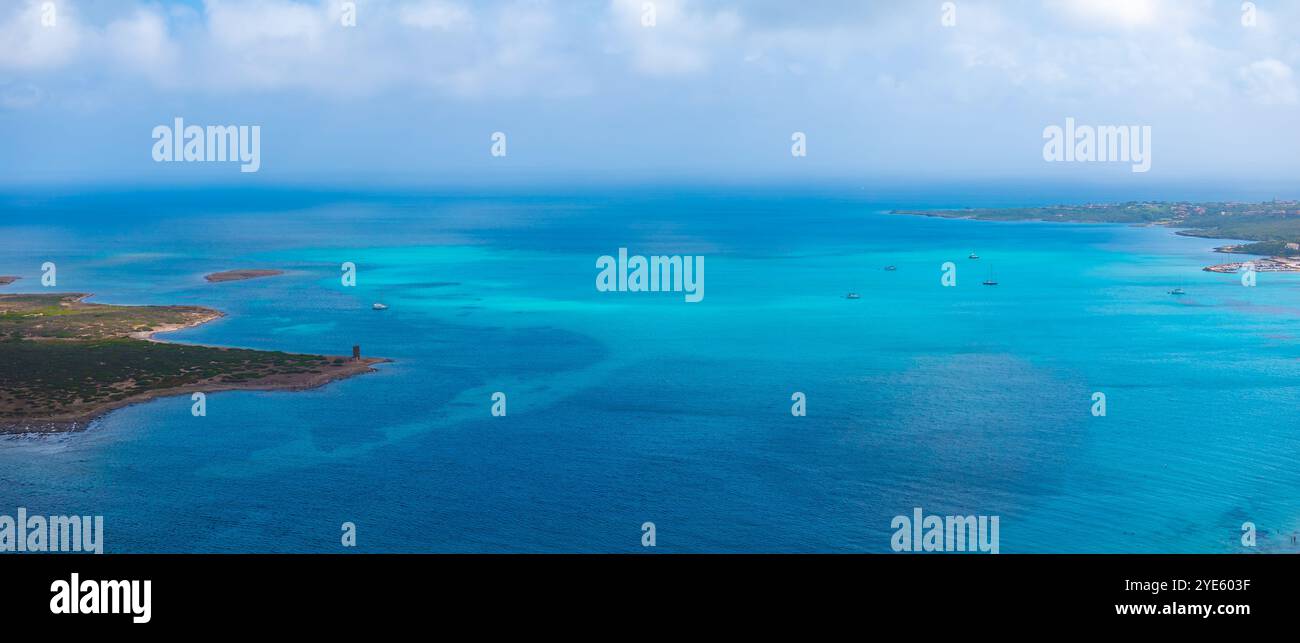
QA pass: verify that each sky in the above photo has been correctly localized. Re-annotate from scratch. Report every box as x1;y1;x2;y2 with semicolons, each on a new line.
1;0;1298;191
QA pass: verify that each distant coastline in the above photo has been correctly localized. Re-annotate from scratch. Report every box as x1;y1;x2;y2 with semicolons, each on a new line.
894;200;1300;273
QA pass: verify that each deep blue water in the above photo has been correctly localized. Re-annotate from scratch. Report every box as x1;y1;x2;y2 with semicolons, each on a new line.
2;186;1299;552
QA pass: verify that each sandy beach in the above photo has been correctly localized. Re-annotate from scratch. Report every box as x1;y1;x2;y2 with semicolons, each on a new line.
0;297;388;434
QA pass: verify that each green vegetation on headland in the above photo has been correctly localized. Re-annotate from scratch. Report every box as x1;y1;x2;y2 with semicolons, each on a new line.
895;200;1300;271
0;294;385;432
894;200;1300;248
1211;240;1299;256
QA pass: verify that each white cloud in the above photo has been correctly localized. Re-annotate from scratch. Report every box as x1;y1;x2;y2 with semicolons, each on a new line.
607;0;742;76
438;1;592;98
1051;0;1164;30
104;8;178;80
0;0;83;70
0;0;1296;114
206;0;328;49
4;0;1300;182
1238;58;1299;105
197;0;341;91
399;0;471;31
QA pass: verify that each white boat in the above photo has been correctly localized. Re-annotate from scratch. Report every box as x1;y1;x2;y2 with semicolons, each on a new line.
1168;288;1185;296
968;252;980;260
845;292;861;299
372;303;389;310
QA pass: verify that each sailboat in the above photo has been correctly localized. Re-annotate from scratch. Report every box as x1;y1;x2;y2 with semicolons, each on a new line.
982;266;998;286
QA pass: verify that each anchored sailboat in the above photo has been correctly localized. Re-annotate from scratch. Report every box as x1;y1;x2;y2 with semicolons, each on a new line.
982;266;998;286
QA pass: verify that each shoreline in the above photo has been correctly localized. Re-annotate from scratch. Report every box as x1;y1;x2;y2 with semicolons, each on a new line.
127;307;226;343
0;357;388;434
892;208;1300;272
0;296;390;435
204;269;285;283
1201;256;1300;274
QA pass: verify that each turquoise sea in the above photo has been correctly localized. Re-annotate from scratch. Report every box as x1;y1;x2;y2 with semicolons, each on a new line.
2;186;1299;552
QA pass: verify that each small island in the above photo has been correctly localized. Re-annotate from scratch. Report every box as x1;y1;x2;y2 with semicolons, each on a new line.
205;269;285;283
0;276;19;286
0;293;386;433
895;199;1300;272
